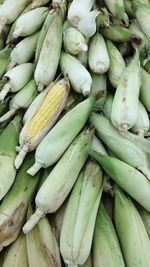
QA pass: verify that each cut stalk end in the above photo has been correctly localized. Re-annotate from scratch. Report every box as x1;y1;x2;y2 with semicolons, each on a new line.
14;144;29;169
37;83;44;92
27;162;42;176
0;83;11;102
77;43;88;52
23;208;44;234
0;109;16;123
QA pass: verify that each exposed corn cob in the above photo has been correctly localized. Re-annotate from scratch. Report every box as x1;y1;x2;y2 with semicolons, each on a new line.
114;185;150;267
0;47;12;80
60;51;92;96
106;40;126;88
138;205;150;238
12;7;49;38
90;113;150;178
8;32;40;69
0;0;30;32
90;151;150;212
31;0;50;8
60;160;103;266
88;33;110;74
23;127;94;233
100;25;140;43
111;49;141;132
0;63;34;102
0;80;37;123
2;234;28;267
91;72;107;109
51;199;68;244
92;204;125;267
131;101;149;137
15;78;69;169
34;12;63;92
0;115;22;200
0;153;40;250
27;96;95;175
81;254;92;267
103;93;113;119
133;0;150;41
103;0;128;24
63;27;88;56
140;67;150;111
26;207;61;267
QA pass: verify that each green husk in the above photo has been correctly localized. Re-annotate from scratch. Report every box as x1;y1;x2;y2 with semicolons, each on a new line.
0;47;12;80
140;67;150;111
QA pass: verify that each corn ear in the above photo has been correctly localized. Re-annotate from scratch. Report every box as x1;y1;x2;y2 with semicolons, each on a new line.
140;67;150;111
111;49;141;132
88;33;110;74
63;27;88;56
138;205;150;238
106;40;126;88
8;31;40;69
124;0;135;17
76;50;88;68
100;25;140;43
34;12;63;91
27;207;61;267
96;7;110;28
103;0;128;24
90;113;150;178
0;153;40;250
27;96;95;176
0;47;11;80
60;160;103;266
60;51;92;96
114;185;150;267
0;63;34;102
15;78;69;169
0;80;37;123
0;115;22;200
91;135;108;156
103;93;113;119
13;7;49;38
23;127;94;233
90;151;150;212
2;234;28;267
0;0;30;32
91;72;107;109
92;204;125;267
131;101;149;137
31;0;50;8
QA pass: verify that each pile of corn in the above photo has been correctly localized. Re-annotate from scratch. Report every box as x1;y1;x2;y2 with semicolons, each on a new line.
1;0;150;266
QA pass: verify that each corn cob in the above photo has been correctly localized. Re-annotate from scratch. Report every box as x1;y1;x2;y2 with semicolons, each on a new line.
51;199;68;244
90;151;150;212
12;7;49;38
0;63;34;102
88;33;110;74
60;51;92;96
111;49;141;132
103;0;128;24
63;27;88;56
106;40;126;88
138;205;150;238
131;101;149;137
34;12;63;92
114;185;150;267
100;25;140;43
0;115;22;201
82;254;92;267
15;78;69;169
91;72;107;109
92;204;125;267
133;0;150;41
0;0;30;32
26;206;61;267
2;234;28;267
0;80;37;123
140;67;150;111
90;112;150;178
27;96;95;175
31;0;50;8
0;46;11;80
23;127;94;233
35;1;66;63
103;93;113;120
0;153;40;250
8;32;40;69
60;160;103;267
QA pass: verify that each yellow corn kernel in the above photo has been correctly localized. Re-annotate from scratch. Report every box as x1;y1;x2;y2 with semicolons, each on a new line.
26;83;66;141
